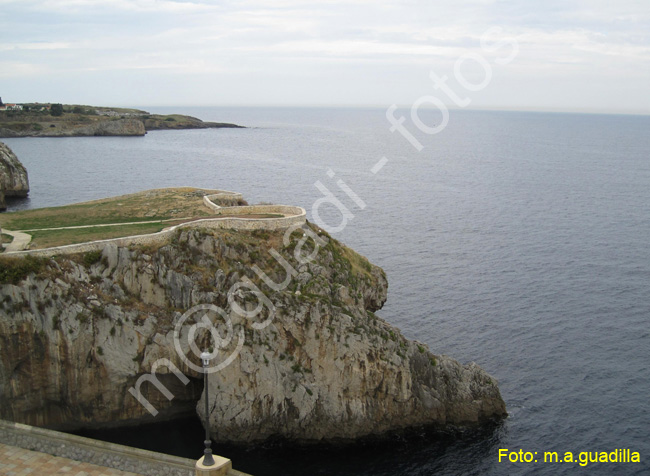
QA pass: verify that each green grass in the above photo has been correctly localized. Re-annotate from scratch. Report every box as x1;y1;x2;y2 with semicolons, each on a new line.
0;187;291;250
0;187;218;231
142;114;207;129
341;245;374;278
4;209;167;231
0;255;47;284
94;106;148;114
29;223;166;249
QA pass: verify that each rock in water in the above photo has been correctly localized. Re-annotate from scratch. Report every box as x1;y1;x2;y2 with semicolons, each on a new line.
0;226;506;441
0;141;29;208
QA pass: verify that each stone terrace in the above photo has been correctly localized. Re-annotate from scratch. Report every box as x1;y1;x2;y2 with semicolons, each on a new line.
0;443;144;476
0;420;251;476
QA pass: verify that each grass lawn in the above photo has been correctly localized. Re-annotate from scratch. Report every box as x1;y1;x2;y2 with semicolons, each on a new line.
0;187;219;231
0;187;292;250
28;223;166;249
0;187;226;249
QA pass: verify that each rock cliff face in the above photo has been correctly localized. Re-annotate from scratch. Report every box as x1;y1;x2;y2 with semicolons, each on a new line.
0;118;145;138
143;115;244;131
0;226;506;441
71;118;146;137
0;141;29;210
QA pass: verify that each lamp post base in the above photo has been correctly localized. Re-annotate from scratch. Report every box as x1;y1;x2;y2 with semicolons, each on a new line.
195;455;232;476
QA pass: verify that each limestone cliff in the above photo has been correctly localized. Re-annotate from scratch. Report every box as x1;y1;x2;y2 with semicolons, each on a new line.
0;118;145;138
0;110;242;138
143;115;244;131
70;118;146;137
0;226;506;442
0;141;29;210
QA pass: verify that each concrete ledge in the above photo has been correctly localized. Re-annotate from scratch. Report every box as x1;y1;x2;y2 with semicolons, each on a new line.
196;455;232;476
0;419;251;476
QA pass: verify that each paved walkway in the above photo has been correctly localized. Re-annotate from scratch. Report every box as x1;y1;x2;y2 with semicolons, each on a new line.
1;230;31;252
0;443;144;476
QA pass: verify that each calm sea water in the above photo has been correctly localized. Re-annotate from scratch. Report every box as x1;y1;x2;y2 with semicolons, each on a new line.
4;107;650;475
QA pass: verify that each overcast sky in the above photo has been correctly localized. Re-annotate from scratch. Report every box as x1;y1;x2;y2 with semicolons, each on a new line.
1;0;649;113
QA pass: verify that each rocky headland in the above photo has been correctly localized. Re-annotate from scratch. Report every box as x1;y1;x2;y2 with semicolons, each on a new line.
0;106;243;138
0;219;506;442
0;141;30;210
142;115;244;132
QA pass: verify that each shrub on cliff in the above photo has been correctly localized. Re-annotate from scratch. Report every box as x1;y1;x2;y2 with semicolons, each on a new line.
51;104;64;116
0;255;46;284
82;250;103;267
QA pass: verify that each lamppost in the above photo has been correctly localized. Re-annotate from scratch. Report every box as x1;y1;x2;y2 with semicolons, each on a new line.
201;351;215;467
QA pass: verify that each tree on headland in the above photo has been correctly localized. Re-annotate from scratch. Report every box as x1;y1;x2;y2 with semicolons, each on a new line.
51;103;64;116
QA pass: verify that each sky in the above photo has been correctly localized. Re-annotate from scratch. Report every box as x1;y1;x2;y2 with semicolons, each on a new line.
1;0;649;114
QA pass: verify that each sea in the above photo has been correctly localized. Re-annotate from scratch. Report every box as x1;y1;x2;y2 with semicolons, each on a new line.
3;107;649;475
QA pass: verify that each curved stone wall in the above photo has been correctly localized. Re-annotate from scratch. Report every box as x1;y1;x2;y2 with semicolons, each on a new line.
202;191;244;210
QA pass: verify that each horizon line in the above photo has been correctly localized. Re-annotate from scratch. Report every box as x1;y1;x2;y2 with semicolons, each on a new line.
138;104;650;117
4;100;649;117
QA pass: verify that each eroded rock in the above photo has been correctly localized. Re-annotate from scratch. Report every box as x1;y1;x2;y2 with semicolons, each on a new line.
0;141;29;209
0;226;506;441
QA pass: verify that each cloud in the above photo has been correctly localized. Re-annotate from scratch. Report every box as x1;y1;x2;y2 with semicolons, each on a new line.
0;62;46;78
1;0;648;112
0;42;72;51
3;0;218;14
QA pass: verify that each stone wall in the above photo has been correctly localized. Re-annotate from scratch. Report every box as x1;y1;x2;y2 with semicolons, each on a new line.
0;419;250;476
202;192;244;210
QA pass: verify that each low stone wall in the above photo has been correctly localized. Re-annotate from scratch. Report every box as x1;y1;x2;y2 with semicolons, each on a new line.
202;191;244;210
0;419;250;476
213;204;306;218
5;194;306;258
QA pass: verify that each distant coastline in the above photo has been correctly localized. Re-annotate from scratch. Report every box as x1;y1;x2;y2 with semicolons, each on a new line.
0;103;244;138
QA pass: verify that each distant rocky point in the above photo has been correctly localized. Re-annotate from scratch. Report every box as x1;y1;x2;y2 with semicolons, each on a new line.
0;141;29;210
0;103;244;138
